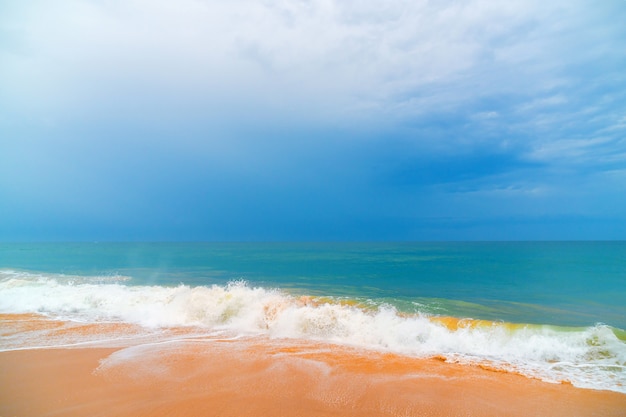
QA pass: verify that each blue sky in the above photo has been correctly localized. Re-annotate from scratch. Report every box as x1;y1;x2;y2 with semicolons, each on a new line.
1;0;625;241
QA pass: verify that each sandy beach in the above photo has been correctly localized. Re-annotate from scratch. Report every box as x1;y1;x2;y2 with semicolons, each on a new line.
1;314;625;417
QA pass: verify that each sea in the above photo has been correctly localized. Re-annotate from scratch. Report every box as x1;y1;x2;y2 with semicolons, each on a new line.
1;241;625;393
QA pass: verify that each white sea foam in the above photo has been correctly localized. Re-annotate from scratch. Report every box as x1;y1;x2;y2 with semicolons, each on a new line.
1;270;625;393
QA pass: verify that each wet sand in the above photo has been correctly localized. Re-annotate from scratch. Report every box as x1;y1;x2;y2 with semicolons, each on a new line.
1;314;625;417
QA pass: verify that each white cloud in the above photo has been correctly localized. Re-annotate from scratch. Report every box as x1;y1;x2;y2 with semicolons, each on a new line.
1;0;595;125
1;0;624;180
528;135;624;165
516;95;568;113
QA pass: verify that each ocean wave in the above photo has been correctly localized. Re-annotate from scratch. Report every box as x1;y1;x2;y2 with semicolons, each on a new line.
1;269;624;393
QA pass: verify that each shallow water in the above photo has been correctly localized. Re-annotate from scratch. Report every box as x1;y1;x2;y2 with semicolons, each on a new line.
1;241;625;326
1;241;625;393
3;317;626;417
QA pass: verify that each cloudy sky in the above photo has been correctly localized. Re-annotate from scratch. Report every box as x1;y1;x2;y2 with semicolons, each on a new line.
1;0;625;241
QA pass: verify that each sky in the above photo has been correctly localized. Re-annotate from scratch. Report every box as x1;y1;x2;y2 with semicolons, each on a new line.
1;0;626;241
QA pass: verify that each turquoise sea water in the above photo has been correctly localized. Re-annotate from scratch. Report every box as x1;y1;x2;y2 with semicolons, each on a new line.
1;241;624;328
2;241;625;393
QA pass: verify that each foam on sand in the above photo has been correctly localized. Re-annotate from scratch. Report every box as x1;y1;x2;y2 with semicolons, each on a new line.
1;271;625;393
1;314;626;417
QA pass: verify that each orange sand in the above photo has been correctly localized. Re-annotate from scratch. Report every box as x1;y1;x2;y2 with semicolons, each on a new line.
1;314;625;417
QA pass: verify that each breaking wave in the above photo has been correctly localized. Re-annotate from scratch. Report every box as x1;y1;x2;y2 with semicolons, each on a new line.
1;269;624;393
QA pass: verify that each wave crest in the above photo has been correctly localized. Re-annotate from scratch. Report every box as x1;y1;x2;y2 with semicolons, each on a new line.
1;270;624;393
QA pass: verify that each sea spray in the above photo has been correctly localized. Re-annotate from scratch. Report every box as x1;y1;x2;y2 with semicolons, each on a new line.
1;270;624;393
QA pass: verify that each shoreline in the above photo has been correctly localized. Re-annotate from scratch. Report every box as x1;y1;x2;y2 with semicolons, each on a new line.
2;313;626;416
2;344;626;416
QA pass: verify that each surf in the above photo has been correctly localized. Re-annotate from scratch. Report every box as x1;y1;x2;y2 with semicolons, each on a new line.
1;269;625;393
